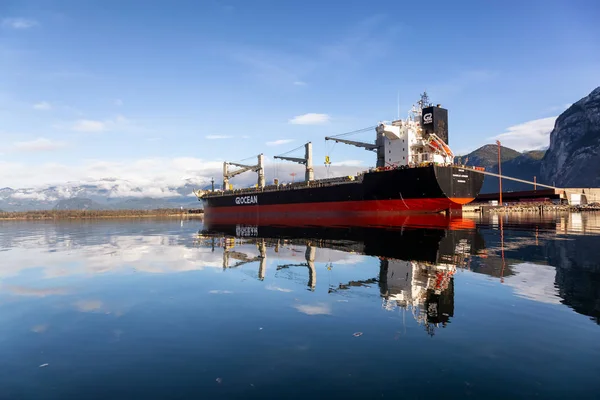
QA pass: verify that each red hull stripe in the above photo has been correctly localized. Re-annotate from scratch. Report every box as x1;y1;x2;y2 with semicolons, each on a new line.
203;198;475;228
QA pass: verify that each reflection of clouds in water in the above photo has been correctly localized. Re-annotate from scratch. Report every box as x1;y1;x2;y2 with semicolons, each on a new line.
31;324;49;333
266;285;293;293
0;235;224;279
208;290;233;294
294;303;332;315
504;263;561;305
5;285;68;297
74;299;104;312
0;232;364;280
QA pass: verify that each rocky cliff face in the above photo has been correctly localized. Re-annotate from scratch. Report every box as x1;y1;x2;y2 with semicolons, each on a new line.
541;87;600;187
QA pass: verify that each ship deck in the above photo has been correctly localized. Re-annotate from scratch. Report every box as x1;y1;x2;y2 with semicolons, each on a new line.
200;173;363;199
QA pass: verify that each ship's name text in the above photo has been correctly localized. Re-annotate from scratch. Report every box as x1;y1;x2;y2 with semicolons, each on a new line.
235;195;258;205
453;174;468;178
236;225;258;237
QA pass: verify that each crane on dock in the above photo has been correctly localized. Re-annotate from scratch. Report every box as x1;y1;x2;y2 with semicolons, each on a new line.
274;142;314;182
222;154;265;191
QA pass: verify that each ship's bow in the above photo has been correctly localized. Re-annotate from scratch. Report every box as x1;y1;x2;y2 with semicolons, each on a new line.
434;165;484;207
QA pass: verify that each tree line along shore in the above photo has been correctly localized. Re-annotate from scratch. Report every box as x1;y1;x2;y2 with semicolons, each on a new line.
0;209;204;220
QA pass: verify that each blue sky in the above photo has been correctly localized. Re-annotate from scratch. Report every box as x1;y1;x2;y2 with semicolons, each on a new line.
1;0;599;189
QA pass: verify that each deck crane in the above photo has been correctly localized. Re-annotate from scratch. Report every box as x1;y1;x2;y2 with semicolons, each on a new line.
222;154;265;191
273;142;314;182
325;131;386;168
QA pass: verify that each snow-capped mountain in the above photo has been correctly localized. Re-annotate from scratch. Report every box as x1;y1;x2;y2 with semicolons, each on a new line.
0;179;206;211
0;164;365;211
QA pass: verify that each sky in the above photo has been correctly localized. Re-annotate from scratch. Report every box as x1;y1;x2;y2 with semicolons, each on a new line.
1;0;599;190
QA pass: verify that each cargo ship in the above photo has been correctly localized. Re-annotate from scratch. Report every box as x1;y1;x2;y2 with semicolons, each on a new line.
196;93;484;223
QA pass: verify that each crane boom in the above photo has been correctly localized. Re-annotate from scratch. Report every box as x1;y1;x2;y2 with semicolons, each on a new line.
223;154;265;190
325;132;386;168
227;166;255;178
273;142;314;182
227;161;257;169
324;136;378;151
273;156;305;164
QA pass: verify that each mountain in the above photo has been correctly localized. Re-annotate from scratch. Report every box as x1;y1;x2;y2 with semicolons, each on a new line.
456;144;521;170
541;86;600;187
459;86;600;192
457;146;545;193
54;198;105;211
0;182;203;212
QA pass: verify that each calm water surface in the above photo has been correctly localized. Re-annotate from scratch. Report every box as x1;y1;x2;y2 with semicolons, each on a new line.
1;213;600;399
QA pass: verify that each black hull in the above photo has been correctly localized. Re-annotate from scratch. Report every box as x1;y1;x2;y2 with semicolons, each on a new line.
201;165;484;224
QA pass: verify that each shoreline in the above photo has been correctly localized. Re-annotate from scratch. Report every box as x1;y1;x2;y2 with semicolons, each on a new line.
463;203;600;213
0;209;204;221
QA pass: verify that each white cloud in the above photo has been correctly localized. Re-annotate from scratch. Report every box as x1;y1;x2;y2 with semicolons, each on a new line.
289;113;330;125
2;18;38;29
294;303;332;315
72;119;106;132
331;160;363;167
13;138;67;152
70;115;131;133
10;191;53;201
225;16;398;86
205;135;232;140
293;81;306;86
114;99;124;106
0;157;365;195
266;139;294;146
33;101;52;110
491;116;557;151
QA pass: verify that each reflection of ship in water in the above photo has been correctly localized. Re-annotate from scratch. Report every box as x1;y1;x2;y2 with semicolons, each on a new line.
200;218;484;335
379;259;455;335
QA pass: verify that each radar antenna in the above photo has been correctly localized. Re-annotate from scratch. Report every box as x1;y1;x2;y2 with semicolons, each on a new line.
417;92;431;110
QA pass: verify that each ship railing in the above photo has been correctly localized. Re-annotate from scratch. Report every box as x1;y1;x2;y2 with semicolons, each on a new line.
200;175;363;197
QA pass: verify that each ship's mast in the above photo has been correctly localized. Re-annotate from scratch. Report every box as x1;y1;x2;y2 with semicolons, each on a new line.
417;91;431;110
